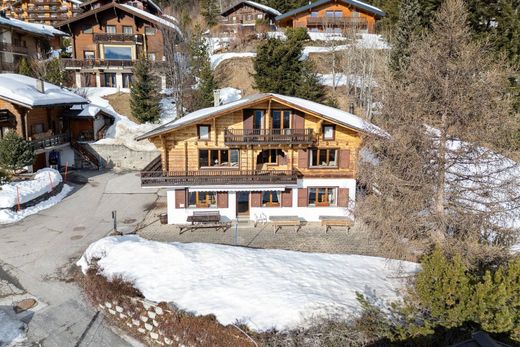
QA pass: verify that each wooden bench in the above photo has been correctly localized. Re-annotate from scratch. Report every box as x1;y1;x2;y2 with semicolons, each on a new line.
319;216;353;232
187;211;221;224
180;211;230;234
178;222;231;234
269;215;302;234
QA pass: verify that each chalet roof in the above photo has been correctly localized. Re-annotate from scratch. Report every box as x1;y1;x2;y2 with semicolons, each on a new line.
0;74;88;108
79;0;162;13
136;93;385;140
221;1;281;17
55;2;181;36
275;0;385;22
0;15;68;38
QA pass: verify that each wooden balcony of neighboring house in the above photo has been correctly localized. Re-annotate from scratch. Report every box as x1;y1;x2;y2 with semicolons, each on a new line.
0;42;29;55
35;0;62;5
61;58;166;69
93;33;144;44
224;128;314;145
306;16;368;28
140;169;299;187
31;133;70;151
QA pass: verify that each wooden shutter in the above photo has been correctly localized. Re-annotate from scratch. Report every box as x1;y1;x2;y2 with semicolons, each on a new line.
298;149;308;169
175;189;186;208
282;189;292;207
297;188;308;207
339;149;351;169
292;110;304;129
243;109;253;129
250;191;261;207
217;192;228;208
338;188;349;207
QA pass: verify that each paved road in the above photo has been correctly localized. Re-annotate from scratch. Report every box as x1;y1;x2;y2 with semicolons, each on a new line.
0;171;159;347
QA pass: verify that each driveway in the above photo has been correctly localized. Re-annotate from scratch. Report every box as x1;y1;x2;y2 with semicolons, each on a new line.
0;171;159;346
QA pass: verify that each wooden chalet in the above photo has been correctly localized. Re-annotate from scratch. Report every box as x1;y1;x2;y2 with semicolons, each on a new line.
0;0;81;26
137;92;384;224
219;0;281;36
275;0;384;34
54;0;181;89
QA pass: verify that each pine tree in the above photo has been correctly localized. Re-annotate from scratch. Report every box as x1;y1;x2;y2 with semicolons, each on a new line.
196;60;218;109
130;55;161;123
476;269;514;334
0;132;34;172
253;28;326;102
189;25;218;110
201;0;220;27
389;0;421;73
17;58;33;77
44;58;67;86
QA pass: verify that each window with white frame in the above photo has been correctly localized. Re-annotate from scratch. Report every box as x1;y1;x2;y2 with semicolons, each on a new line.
308;187;336;207
198;125;210;140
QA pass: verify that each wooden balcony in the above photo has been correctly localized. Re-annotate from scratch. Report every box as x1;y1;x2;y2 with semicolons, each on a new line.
307;16;368;28
31;133;70;151
93;33;144;44
224;128;314;145
0;42;28;55
140;170;298;187
61;58;166;69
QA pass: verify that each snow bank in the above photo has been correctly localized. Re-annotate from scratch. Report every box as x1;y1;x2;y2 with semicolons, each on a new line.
210;52;256;69
0;309;26;346
219;87;242;104
318;73;377;88
0;185;72;224
78;236;419;331
0;168;62;209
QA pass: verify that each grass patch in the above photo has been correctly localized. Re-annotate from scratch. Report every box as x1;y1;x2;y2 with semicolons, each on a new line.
102;92;142;124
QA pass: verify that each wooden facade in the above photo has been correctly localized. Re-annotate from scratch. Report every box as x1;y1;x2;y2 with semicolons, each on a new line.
1;0;81;26
275;0;384;34
219;1;280;35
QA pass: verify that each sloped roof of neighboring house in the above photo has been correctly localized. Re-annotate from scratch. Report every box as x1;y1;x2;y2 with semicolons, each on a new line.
0;15;68;37
0;74;87;108
221;1;281;17
65;103;115;118
136;93;385;140
55;2;181;36
275;0;385;21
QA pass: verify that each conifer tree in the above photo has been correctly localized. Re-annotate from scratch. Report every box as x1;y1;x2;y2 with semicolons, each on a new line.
44;58;67;86
201;0;220;27
389;0;421;73
189;25;218;109
17;58;33;77
0;132;34;172
130;55;161;123
476;269;514;333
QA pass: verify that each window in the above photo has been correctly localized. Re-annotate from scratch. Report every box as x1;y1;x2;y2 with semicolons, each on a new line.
106;25;116;33
122;26;133;34
310;27;319;32
199;149;239;167
103;73;117;87
83;50;95;60
247;14;252;20
323;125;335;140
308;187;336;207
326;11;335;17
31;123;44;134
122;73;132;88
198;125;210;140
257;149;282;165
103;45;132;60
188;191;217;208
147;52;156;61
310;148;337;167
145;26;156;35
232;16;237;22
253;110;263;129
310;11;319;17
262;191;281;207
83;25;92;34
257;14;263;19
271;110;290;131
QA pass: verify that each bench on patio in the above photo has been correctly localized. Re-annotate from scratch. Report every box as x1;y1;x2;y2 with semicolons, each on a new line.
187;211;221;224
180;211;231;234
269;215;302;234
319;216;353;232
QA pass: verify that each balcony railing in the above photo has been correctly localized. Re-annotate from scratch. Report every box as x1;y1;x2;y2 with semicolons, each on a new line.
140;170;298;187
224;128;314;145
307;16;368;27
93;33;144;44
31;133;70;151
61;58;166;69
0;42;28;55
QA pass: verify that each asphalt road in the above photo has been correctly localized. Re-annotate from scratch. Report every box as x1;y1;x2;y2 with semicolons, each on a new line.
0;171;159;347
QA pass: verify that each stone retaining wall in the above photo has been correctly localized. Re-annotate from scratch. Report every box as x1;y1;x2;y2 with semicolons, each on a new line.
87;143;160;170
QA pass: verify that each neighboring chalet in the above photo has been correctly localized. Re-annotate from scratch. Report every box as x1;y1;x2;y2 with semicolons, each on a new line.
0;0;82;26
54;0;181;89
275;0;384;34
137;93;383;224
0;12;66;72
0;74;111;170
219;1;281;36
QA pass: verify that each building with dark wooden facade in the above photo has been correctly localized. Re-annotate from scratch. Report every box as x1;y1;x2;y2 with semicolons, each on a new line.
219;0;280;35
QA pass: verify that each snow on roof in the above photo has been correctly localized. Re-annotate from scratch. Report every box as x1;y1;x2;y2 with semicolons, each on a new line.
68;0;83;5
137;93;385;140
276;0;385;21
0;74;87;108
119;4;181;35
0;15;67;37
222;0;281;16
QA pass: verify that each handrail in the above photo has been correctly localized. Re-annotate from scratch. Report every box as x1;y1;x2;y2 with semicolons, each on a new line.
31;133;70;151
224;128;314;145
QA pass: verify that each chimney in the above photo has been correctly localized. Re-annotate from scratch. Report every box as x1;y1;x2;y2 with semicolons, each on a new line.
213;89;220;107
36;79;45;94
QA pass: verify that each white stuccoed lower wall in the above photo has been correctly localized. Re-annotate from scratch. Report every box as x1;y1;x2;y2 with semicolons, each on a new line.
166;178;356;224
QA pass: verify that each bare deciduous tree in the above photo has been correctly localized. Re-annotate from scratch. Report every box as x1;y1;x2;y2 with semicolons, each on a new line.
357;0;520;260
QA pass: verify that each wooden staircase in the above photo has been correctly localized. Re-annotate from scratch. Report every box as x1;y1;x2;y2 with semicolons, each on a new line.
71;140;100;170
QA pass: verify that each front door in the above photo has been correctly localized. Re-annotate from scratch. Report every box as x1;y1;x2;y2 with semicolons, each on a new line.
236;192;249;216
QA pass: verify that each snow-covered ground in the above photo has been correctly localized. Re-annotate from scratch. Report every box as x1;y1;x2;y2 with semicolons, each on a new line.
78;236;419;332
210;52;257;69
318;73;377;88
218;87;242;104
0;168;62;209
79;88;175;152
0;309;26;346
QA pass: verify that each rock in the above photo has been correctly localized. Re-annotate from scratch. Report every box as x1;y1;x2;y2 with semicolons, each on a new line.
155;306;164;315
105;302;112;309
119;313;127;319
115;305;124;313
140;315;148;322
148;311;156;319
150;332;159;340
164;337;173;345
137;328;146;334
13;298;38;313
108;309;116;315
132;319;140;326
152;319;159;327
145;323;153;331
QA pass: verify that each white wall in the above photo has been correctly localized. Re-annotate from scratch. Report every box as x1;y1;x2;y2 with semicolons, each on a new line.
165;178;356;224
44;145;75;168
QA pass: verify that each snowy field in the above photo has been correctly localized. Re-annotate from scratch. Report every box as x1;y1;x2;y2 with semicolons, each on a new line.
78;236;419;331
